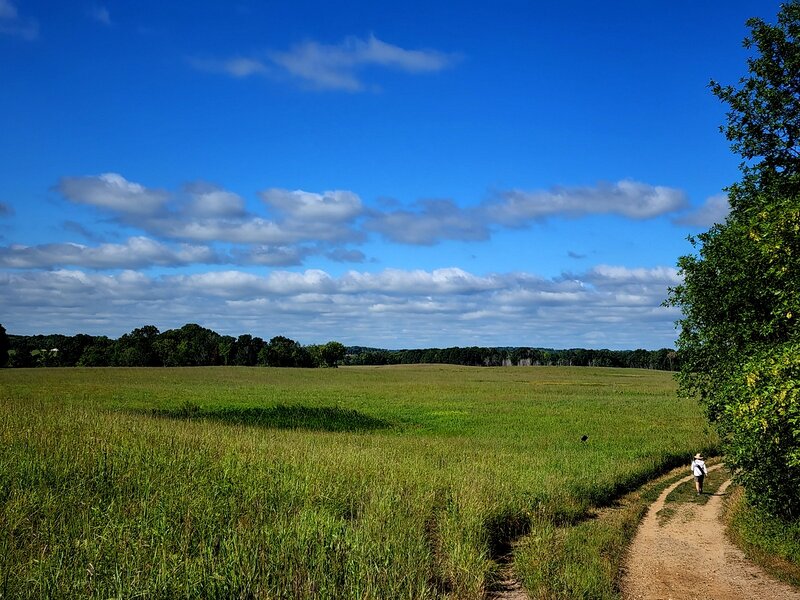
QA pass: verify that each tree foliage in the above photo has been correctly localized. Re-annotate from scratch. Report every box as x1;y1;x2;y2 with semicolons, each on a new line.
0;323;8;367
669;2;800;518
263;336;313;368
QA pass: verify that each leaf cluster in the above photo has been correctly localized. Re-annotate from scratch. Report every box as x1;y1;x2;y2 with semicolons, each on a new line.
711;3;800;208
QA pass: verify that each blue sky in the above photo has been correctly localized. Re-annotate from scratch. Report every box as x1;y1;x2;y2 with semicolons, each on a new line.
0;0;782;349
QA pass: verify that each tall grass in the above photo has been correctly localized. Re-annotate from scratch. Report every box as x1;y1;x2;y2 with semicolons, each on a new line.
723;486;800;587
0;366;716;598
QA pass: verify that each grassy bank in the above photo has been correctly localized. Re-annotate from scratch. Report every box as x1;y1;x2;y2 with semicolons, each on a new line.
0;365;716;598
723;486;800;588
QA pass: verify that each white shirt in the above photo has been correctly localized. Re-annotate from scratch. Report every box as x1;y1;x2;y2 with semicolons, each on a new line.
691;459;707;477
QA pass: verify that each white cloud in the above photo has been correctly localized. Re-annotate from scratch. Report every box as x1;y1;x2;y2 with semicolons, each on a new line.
672;194;730;227
184;182;246;217
270;34;456;91
340;267;500;295
48;173;692;271
2;262;683;349
54;176;364;247
145;217;292;244
192;34;457;91
0;237;219;269
0;265;680;348
58;173;169;215
487;180;688;224
365;199;488;245
585;264;681;285
260;188;363;222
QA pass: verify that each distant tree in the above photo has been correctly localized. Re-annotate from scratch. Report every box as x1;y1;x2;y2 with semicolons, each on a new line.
0;324;8;367
319;341;346;368
263;336;313;367
77;337;114;366
114;325;161;366
234;334;264;366
158;323;221;366
55;334;95;366
7;335;34;368
218;335;236;366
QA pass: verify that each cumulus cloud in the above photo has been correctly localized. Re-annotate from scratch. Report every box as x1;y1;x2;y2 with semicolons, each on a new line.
48;173;692;268
365;199;489;245
0;237;219;269
145;217;293;244
58;173;169;215
271;34;457;91
486;180;688;225
364;181;687;246
260;188;362;222
54;175;365;248
0;265;680;348
339;267;501;295
184;182;246;217
192;34;458;91
0;0;38;40
672;194;730;227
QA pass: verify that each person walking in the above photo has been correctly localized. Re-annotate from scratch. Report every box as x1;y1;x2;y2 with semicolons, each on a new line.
691;453;708;495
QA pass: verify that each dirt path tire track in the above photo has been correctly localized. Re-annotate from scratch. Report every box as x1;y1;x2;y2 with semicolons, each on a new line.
623;464;800;600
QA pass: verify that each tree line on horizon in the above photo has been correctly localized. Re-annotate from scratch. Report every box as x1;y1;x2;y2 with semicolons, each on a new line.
0;322;678;371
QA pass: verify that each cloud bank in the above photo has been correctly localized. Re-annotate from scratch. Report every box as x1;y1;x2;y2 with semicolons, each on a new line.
0;265;681;348
0;172;694;347
4;172;693;271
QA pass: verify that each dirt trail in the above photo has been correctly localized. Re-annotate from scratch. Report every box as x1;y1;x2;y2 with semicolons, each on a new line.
623;465;800;600
489;571;528;600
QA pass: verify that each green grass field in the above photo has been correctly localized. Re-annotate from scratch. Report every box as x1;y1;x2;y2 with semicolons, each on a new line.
0;365;716;599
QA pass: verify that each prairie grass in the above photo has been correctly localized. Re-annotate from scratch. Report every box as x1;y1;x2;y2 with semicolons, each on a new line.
0;365;716;598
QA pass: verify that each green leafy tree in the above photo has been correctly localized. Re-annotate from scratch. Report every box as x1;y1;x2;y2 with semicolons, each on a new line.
710;1;800;209
234;334;265;366
263;336;313;367
77;337;114;366
319;341;346;368
113;325;161;366
218;335;236;366
668;2;800;518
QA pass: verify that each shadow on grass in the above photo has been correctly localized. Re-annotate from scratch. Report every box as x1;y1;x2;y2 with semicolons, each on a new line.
145;402;391;433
